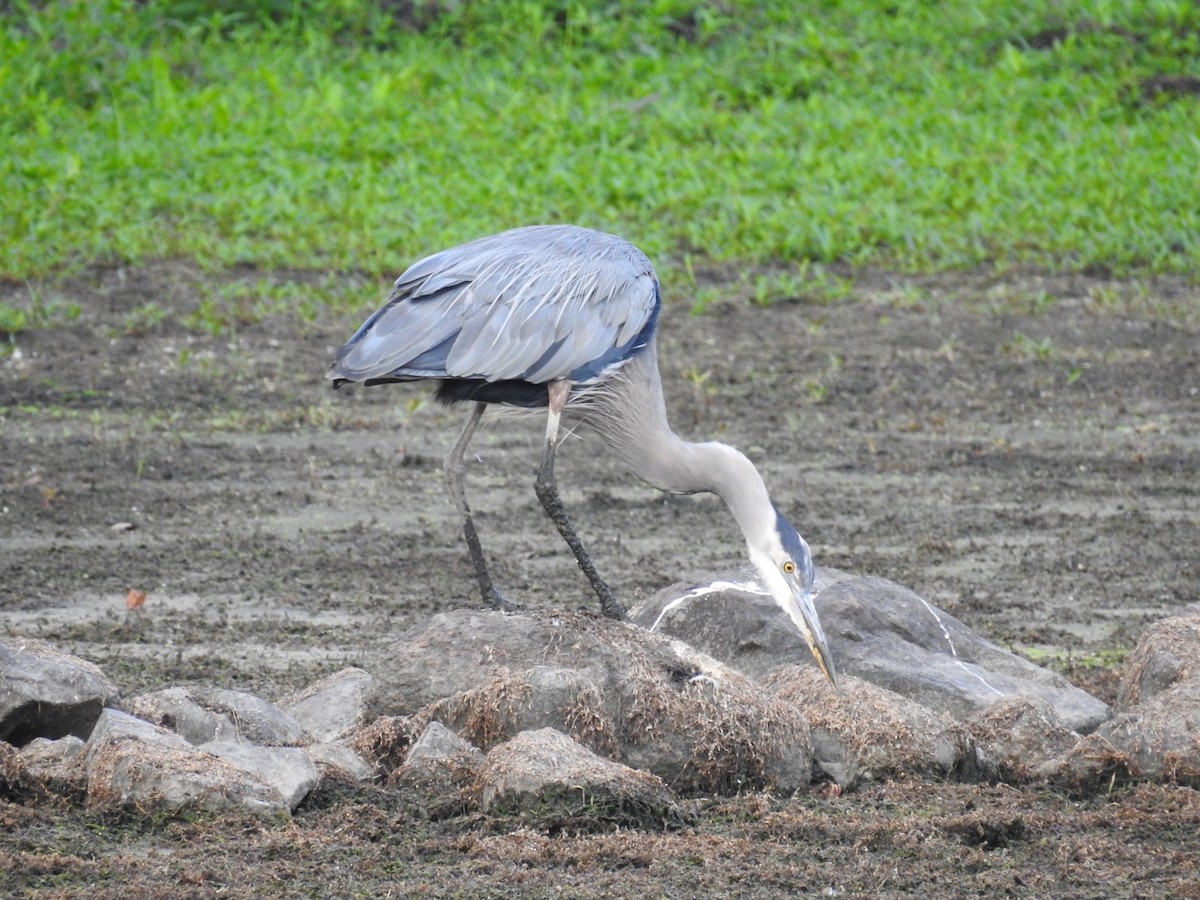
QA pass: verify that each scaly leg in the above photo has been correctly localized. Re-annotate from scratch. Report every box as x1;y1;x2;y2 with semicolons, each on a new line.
444;401;519;612
534;381;626;620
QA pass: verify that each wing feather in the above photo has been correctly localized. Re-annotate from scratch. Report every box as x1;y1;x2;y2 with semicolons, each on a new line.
329;225;660;387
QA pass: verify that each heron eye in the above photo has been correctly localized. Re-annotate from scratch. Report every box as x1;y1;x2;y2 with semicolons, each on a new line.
783;560;796;574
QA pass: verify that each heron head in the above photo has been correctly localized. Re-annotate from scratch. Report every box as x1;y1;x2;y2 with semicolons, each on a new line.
750;509;839;689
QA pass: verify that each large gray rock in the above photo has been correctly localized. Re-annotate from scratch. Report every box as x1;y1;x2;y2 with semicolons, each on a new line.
764;666;969;788
478;728;689;830
84;709;289;818
125;686;307;746
280;667;373;743
0;637;119;745
371;610;813;796
633;568;1110;733
200;740;319;810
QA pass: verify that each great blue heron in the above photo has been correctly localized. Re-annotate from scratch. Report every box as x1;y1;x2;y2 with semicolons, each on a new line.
328;225;837;687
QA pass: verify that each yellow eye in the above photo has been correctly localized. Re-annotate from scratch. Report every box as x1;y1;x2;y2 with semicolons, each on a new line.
783;560;796;574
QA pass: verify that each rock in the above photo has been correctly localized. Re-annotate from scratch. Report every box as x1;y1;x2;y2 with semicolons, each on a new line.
371;610;813;796
1057;616;1200;789
390;721;487;819
633;568;1110;733
478;728;690;831
280;667;373;743
965;695;1081;784
0;742;20;789
764;666;969;788
304;743;376;782
200;740;319;810
1117;615;1200;709
124;687;235;745
403;720;485;771
126;686;307;746
84;709;289;818
0;637;119;745
1092;687;1200;786
16;735;88;794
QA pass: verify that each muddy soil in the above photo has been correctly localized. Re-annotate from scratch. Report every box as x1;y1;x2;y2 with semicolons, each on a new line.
2;263;1199;897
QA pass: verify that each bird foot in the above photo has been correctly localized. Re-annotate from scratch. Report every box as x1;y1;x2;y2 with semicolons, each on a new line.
598;588;627;621
486;588;523;614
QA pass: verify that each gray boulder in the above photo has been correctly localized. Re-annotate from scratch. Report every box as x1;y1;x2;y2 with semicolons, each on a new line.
84;709;289;818
200;740;319;810
0;637;119;745
371;610;813;796
125;686;307;746
280;667;373;743
764;666;969;788
633;568;1110;733
478;727;690;830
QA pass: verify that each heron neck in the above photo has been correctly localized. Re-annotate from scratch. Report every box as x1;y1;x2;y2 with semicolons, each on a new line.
668;439;778;549
584;341;778;549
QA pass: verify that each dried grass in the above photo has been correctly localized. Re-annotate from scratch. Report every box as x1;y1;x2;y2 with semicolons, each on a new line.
347;715;420;777
765;666;967;779
389;612;813;796
416;671;534;752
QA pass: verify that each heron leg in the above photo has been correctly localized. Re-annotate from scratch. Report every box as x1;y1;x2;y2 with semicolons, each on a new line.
444;401;520;613
535;381;627;620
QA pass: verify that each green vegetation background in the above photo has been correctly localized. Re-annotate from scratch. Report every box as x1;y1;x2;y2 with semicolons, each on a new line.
2;0;1198;288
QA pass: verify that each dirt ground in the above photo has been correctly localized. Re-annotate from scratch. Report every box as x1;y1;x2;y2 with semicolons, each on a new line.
2;262;1199;897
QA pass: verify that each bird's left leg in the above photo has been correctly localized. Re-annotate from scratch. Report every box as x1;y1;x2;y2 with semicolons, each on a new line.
535;380;627;620
445;401;520;613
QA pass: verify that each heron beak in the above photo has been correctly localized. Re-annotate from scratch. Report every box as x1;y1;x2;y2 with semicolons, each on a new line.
786;586;840;691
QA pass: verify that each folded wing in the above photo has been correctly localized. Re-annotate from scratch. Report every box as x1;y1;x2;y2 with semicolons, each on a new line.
329;225;660;387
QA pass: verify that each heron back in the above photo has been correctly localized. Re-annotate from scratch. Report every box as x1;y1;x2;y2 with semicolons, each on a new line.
329;225;661;399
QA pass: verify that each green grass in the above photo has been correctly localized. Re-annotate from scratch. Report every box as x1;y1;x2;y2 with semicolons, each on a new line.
2;0;1199;285
0;282;81;341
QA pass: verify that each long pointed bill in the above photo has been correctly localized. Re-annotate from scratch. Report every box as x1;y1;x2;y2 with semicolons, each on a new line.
784;588;839;690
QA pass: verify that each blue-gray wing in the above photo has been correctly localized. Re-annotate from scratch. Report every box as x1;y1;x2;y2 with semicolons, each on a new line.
329;225;660;385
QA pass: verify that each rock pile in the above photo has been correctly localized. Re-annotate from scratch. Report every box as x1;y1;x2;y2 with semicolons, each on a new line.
1;640;370;819
4;572;1199;828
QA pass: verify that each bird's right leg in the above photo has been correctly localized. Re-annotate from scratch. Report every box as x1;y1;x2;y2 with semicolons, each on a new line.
444;401;520;613
535;381;627;620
